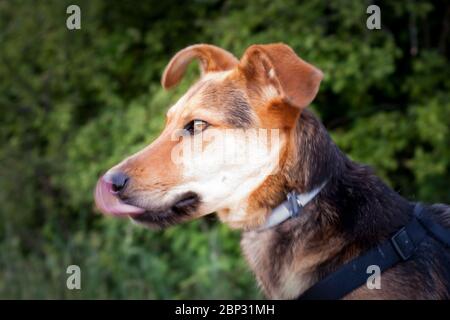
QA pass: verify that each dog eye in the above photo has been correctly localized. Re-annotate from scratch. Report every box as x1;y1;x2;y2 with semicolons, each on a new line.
184;119;209;135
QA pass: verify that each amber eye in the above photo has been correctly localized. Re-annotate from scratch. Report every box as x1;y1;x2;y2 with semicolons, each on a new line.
184;119;209;135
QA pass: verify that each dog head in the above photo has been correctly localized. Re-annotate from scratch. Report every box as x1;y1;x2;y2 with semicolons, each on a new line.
94;43;322;229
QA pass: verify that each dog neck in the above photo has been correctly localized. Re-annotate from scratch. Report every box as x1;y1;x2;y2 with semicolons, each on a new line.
241;109;412;299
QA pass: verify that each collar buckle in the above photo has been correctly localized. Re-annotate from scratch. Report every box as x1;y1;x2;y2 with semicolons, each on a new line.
286;191;303;217
391;227;416;260
259;181;327;231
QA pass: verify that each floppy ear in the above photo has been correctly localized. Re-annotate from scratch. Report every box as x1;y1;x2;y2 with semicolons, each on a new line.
161;44;239;89
239;43;323;109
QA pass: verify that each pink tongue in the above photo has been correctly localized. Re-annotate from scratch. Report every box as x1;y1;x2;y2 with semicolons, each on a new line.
94;177;145;217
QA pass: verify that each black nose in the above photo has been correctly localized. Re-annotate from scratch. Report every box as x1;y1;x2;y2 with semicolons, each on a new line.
110;172;129;193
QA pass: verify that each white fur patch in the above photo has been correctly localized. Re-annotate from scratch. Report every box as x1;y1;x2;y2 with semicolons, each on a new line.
170;128;284;219
261;85;279;101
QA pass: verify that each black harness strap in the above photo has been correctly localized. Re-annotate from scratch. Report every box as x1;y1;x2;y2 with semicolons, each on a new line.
297;204;449;300
415;207;450;247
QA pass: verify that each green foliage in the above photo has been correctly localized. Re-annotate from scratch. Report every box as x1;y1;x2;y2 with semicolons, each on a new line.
0;0;449;298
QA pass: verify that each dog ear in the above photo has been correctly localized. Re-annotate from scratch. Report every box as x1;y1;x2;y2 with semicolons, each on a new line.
239;43;323;109
161;44;239;89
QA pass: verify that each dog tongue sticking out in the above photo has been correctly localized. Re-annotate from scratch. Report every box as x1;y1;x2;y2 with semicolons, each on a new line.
94;177;145;217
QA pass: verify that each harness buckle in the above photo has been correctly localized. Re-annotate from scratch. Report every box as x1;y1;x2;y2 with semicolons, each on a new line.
286;191;302;217
391;227;416;260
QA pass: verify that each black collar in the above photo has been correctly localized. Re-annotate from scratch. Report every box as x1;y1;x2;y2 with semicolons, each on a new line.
297;204;450;300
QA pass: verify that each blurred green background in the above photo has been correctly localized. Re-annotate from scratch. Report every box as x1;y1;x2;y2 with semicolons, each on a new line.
0;0;449;299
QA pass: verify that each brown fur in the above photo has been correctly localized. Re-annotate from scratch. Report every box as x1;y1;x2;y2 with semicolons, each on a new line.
241;109;450;299
98;43;450;299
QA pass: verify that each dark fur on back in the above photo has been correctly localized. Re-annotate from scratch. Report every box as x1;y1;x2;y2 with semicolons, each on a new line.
241;109;450;299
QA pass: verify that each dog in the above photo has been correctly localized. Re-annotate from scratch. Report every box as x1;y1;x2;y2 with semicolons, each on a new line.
94;43;450;299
